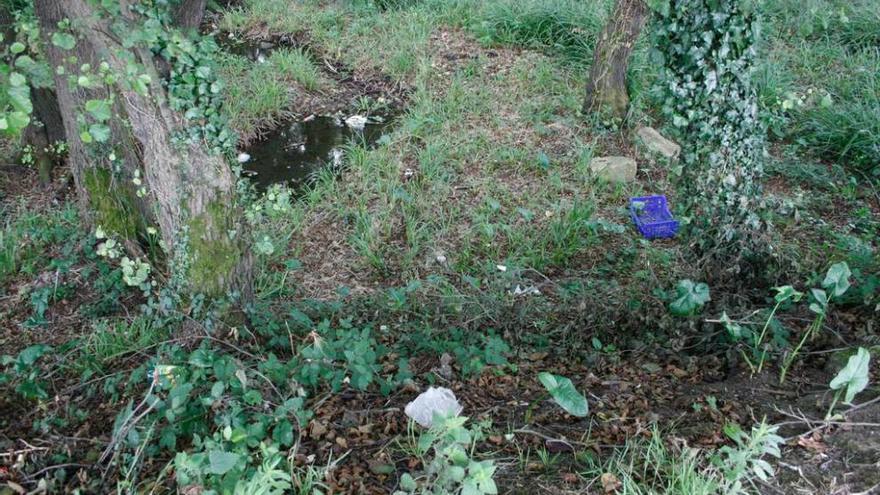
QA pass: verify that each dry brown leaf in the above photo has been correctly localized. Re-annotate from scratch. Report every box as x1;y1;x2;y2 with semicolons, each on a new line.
601;473;622;493
310;420;328;439
797;435;828;453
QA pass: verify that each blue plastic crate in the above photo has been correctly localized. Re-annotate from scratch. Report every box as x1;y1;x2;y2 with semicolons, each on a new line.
629;195;679;239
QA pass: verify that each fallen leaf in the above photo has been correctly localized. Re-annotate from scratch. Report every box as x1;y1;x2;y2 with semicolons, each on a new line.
367;460;395;475
309;420;328;439
601;473;621;493
528;352;549;361
797;435;828;453
5;481;26;495
561;472;579;484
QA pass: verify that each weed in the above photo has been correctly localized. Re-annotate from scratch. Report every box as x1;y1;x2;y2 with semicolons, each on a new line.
396;414;498;495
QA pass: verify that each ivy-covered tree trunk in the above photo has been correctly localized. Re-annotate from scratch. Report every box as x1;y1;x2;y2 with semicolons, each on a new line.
656;0;767;272
35;0;253;303
583;0;649;119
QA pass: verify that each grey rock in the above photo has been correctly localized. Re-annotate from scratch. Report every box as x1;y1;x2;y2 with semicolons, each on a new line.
404;387;463;428
590;156;637;183
637;126;681;160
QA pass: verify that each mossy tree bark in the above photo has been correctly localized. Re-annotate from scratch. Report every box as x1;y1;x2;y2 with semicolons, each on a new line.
35;0;253;303
583;0;650;119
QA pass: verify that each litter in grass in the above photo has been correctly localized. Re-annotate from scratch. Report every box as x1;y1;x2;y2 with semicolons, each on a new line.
629;195;679;239
404;387;463;428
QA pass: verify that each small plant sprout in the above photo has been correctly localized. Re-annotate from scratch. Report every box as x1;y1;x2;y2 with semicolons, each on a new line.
755;285;803;373
780;262;852;384
826;347;871;420
713;419;783;493
538;372;588;417
395;414;498;495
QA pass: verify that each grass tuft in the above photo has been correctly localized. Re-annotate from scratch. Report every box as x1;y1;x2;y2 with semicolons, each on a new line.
471;0;610;61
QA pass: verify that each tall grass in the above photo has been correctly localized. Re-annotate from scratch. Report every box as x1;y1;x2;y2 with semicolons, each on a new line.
471;0;610;61
760;0;880;174
581;431;721;495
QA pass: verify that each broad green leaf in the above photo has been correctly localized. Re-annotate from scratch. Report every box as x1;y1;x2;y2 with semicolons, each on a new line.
720;311;746;340
207;450;240;475
670;280;711;316
89;123;111;143
51;32;76;50
9;42;25;54
822;262;851;298
85;99;112;121
8;72;26;87
830;347;871;404
6;111;29;132
773;285;802;304
538;372;588;417
809;288;828;315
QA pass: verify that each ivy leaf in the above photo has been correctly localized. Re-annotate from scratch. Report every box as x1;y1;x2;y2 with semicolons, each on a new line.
133;74;152;95
207;450;240;475
4;111;30;133
85;99;112;122
89;123;111;143
822;262;851;298
7;86;31;116
195;65;212;79
538;372;588;417
9;42;25;54
829;347;871;404
51;32;76;50
669;279;711;316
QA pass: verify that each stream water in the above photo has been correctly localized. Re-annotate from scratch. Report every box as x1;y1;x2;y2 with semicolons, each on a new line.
240;115;392;191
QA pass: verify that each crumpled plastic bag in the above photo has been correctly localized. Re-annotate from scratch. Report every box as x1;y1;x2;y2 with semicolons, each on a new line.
404;387;463;428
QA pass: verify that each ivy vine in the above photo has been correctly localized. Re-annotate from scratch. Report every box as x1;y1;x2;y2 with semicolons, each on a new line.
654;0;767;262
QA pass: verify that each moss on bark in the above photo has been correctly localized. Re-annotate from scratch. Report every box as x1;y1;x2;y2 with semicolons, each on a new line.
187;199;243;298
82;168;143;239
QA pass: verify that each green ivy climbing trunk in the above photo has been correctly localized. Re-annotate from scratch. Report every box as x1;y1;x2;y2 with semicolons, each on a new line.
656;0;767;274
35;0;253;303
583;0;649;119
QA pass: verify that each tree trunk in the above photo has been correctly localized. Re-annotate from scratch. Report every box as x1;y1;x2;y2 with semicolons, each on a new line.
583;0;649;119
174;0;207;31
1;3;65;185
22;88;65;185
34;0;253;303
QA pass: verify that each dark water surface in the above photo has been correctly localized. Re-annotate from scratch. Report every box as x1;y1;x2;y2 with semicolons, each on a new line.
241;115;392;191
